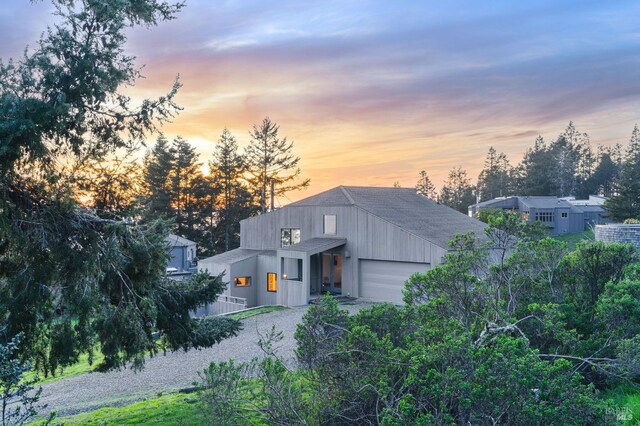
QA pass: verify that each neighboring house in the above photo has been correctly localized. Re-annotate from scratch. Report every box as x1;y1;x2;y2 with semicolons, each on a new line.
166;234;198;278
199;186;487;307
468;195;608;236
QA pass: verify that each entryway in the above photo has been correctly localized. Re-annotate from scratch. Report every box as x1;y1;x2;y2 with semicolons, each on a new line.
321;252;342;294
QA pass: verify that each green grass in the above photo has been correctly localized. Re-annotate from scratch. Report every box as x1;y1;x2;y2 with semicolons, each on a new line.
226;305;289;320
24;351;105;385
48;393;208;426
552;229;594;250
605;385;640;425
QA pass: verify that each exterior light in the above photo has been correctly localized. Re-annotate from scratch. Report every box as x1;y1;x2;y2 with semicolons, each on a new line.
283;274;287;279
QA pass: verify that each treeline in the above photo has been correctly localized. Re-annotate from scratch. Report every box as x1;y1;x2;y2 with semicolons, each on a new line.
75;117;309;256
417;122;640;221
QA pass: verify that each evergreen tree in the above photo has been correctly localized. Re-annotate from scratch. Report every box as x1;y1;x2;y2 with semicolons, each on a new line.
143;136;174;219
246;117;310;213
516;136;554;195
415;170;437;199
604;125;640;222
170;137;208;240
583;149;619;197
209;129;257;253
476;147;512;201
0;0;239;374
440;167;476;214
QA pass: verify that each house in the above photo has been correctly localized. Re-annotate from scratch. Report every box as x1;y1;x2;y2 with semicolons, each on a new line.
468;196;608;236
199;186;487;307
166;234;198;278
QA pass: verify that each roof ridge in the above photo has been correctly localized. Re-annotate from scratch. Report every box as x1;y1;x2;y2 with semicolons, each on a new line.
339;186;355;204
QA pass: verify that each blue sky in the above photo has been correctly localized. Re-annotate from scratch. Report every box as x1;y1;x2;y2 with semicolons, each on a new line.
2;0;640;199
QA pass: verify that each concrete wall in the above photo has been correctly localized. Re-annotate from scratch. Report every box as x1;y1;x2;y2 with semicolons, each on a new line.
595;224;640;249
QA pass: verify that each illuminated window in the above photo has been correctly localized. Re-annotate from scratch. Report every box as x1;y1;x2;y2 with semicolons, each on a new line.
267;273;277;292
323;215;337;235
281;228;301;247
233;276;251;287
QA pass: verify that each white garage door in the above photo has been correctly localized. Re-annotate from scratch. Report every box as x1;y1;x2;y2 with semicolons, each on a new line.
359;260;430;304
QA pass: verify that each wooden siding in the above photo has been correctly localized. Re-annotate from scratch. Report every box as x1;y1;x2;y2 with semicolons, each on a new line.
232;203;458;303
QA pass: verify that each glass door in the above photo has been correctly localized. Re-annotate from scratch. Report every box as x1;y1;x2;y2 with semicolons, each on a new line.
321;252;342;294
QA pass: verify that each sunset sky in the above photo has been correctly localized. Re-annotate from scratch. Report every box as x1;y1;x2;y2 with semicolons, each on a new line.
2;0;640;204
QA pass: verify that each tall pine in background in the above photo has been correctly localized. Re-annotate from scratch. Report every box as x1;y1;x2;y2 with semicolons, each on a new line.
605;125;640;222
209;129;257;253
246;117;310;213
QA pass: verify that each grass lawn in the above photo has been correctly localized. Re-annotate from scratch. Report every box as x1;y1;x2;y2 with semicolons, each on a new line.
24;351;105;385
47;393;208;426
605;385;640;425
552;229;594;249
226;305;289;320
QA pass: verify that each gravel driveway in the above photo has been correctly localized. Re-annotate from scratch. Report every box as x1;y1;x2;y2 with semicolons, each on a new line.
39;302;369;416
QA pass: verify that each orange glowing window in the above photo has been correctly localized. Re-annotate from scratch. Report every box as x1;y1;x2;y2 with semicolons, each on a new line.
267;273;277;292
233;276;251;287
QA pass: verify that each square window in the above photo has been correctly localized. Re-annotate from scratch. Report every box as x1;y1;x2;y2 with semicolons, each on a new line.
281;228;301;247
233;276;251;287
561;212;568;218
324;215;337;235
267;273;277;292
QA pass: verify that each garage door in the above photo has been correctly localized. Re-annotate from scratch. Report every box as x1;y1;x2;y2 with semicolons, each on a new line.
359;260;430;304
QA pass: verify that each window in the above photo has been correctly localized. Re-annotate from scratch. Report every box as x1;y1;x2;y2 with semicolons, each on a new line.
233;276;251;287
281;228;301;247
323;215;337;235
281;258;303;281
561;212;568;218
267;273;277;292
535;212;554;223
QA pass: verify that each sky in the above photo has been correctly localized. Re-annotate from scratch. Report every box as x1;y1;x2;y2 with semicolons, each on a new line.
2;0;640;204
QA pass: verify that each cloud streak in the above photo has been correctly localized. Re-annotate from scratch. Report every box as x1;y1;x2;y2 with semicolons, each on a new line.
3;0;640;199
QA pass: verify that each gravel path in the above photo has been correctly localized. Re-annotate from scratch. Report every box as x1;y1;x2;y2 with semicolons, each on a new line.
39;302;369;416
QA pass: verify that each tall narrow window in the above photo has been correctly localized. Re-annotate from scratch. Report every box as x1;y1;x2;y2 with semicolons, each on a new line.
267;273;277;292
324;215;337;235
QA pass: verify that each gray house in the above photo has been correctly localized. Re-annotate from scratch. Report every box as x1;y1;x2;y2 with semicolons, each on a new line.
166;234;198;278
468;196;607;236
200;186;487;307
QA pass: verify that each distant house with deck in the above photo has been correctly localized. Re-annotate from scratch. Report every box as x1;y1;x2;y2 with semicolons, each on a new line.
199;186;487;308
166;234;197;278
468;195;608;236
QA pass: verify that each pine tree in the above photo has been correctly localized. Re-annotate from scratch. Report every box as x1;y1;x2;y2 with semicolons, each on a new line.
415;170;437;199
246;117;310;213
0;0;239;374
476;147;512;201
604;125;640;222
209;129;257;253
517;136;554;195
440;167;476;214
143;136;174;218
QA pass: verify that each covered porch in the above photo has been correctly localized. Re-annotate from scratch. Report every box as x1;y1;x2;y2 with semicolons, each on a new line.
276;237;346;306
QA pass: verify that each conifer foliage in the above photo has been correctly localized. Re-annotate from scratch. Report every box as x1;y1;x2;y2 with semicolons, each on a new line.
0;0;239;376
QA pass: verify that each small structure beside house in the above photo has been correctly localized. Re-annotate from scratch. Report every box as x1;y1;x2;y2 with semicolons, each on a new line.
595;224;640;250
166;234;198;279
199;186;487;308
468;195;608;236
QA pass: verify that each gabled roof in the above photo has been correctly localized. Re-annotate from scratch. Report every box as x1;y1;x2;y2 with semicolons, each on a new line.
292;186;487;248
166;234;196;247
